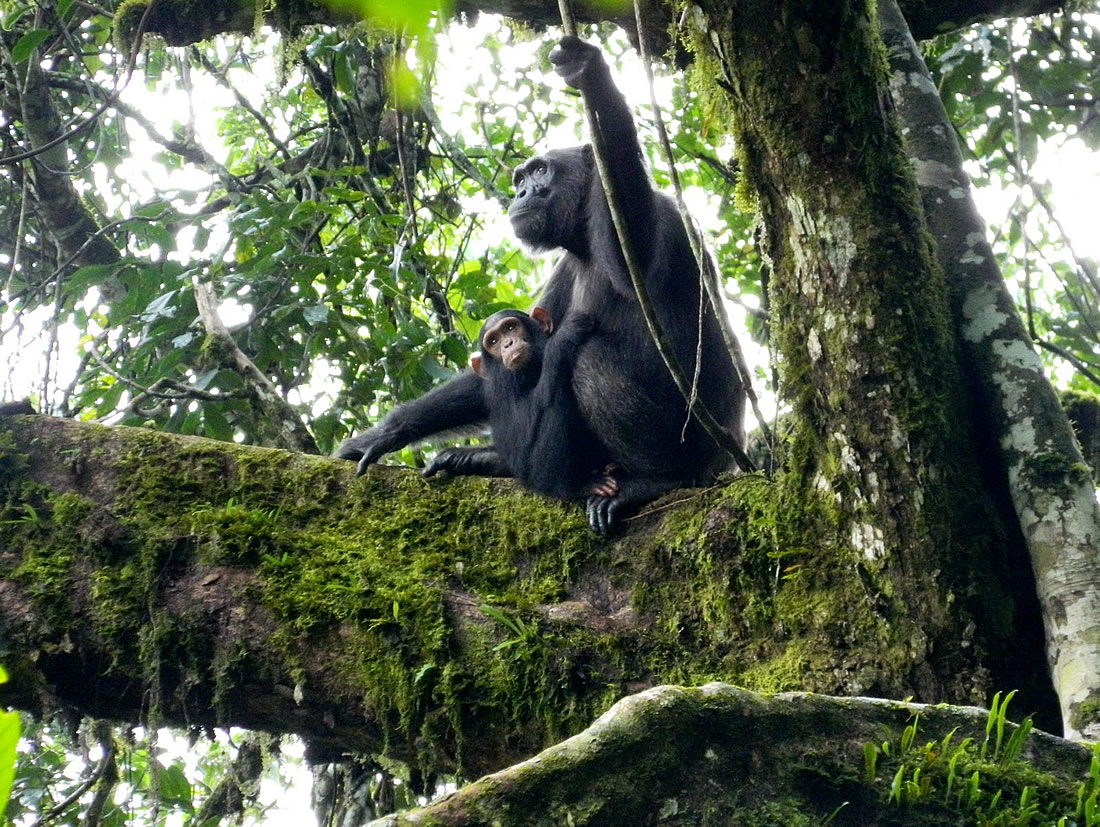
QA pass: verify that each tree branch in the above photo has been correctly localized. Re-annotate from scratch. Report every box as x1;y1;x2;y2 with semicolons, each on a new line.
109;0;1067;53
391;685;1092;825
192;280;319;454
0;414;1037;780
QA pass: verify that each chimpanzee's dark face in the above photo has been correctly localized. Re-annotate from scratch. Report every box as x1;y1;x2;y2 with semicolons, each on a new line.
507;146;593;254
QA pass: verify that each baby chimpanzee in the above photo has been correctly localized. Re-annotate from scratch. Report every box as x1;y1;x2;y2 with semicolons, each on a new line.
424;308;617;500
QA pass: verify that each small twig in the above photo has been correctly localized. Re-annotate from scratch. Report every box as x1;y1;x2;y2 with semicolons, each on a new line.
622;482;730;523
193;279;319;453
193;48;292;161
85;344;248;409
1034;340;1100;389
4;165;30;295
424;96;510;205
74;0;114;16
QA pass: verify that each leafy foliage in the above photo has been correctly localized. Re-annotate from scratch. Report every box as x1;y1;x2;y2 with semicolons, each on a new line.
0;1;1098;823
866;695;1100;825
930;14;1100;390
5;718;291;825
0;667;16;813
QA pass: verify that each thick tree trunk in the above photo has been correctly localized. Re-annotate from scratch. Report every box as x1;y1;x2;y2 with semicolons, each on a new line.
685;0;1052;720
878;0;1100;741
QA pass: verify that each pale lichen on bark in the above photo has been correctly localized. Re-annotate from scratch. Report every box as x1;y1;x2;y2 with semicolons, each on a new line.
879;0;1100;740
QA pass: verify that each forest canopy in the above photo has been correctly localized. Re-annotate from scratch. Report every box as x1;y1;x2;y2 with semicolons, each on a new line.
0;0;1099;823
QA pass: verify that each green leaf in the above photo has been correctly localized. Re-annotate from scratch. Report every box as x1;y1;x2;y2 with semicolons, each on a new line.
0;667;18;812
862;742;877;781
1;3;33;29
441;336;469;366
333;49;354;94
11;28;51;63
158;762;193;805
65;263;123;296
303;305;329;326
420;354;455;381
388;61;420;110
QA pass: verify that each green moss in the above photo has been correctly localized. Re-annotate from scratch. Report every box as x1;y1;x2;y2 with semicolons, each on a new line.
113;0;252;52
7;492;91;626
1070;694;1100;735
0;420;613;776
0;420;823;779
1021;452;1092;494
739;640;811;694
88;563;146;662
112;0;148;51
0;429;28;490
190;501;287;567
88;426;621;777
244;475;621;772
0;407;1048;783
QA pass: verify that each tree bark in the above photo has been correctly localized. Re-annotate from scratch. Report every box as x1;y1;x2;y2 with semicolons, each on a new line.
684;0;1055;725
109;0;1067;53
0;412;1054;780
879;0;1100;741
373;685;1094;826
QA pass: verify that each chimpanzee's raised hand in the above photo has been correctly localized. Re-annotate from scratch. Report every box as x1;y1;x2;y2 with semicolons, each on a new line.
549;36;609;92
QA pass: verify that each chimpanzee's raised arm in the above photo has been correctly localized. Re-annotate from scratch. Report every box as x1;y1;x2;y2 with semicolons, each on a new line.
549;37;656;267
335;370;488;475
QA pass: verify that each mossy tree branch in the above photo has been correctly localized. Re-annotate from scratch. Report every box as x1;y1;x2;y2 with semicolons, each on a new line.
0;414;615;777
110;0;1067;55
391;685;1094;826
0;413;1052;781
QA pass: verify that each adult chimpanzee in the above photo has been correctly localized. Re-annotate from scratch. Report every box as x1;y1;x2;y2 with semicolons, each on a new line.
337;36;745;533
422;308;618;501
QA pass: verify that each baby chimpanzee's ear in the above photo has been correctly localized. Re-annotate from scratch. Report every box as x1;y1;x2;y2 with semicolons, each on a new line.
470;354;484;376
531;306;554;334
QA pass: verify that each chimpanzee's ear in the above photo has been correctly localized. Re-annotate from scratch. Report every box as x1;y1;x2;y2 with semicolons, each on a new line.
471;354;484;376
531;306;553;334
